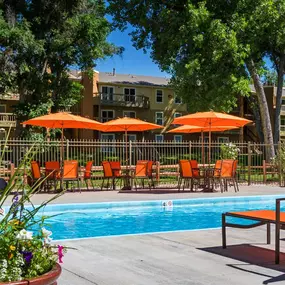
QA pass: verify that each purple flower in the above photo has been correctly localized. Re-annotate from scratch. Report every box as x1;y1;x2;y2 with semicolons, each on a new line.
12;194;19;206
20;251;33;263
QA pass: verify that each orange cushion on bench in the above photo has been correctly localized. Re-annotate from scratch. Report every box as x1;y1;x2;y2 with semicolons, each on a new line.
230;210;285;223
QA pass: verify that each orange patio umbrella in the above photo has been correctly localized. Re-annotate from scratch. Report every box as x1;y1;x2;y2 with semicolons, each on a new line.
172;111;252;163
168;125;239;164
101;117;163;166
23;112;104;169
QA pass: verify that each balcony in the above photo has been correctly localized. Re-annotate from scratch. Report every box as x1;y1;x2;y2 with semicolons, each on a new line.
0;113;16;127
0;93;19;101
97;93;150;108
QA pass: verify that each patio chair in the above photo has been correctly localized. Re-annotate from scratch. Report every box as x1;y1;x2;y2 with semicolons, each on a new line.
83;161;94;190
189;159;205;189
178;160;193;191
222;198;285;264
45;161;60;191
220;159;238;192
189;160;200;178
133;160;154;191
61;160;80;192
101;161;115;190
30;161;45;190
211;160;223;191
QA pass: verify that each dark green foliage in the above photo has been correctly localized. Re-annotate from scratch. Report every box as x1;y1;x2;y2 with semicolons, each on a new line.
0;0;122;136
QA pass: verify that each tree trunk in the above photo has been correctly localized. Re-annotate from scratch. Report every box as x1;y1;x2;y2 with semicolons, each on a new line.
274;54;285;144
247;59;275;160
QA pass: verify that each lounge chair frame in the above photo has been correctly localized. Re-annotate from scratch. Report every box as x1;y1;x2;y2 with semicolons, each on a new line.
222;197;285;264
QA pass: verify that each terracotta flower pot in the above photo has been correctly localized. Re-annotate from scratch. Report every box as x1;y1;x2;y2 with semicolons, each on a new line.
0;263;61;285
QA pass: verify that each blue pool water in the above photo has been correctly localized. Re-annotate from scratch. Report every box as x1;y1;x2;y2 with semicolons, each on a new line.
9;195;285;240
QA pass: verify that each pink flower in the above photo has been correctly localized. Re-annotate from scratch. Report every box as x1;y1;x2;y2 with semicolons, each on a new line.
58;245;64;263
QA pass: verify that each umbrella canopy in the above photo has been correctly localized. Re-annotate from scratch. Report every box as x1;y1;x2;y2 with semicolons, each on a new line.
101;117;163;169
168;125;239;133
172;111;251;164
168;125;239;165
172;111;252;127
22;112;104;130
23;112;103;189
101;117;163;132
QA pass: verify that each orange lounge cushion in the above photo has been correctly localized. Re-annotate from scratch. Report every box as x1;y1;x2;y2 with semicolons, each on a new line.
230;210;285;223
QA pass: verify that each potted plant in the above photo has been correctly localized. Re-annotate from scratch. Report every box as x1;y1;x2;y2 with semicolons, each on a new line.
0;131;66;284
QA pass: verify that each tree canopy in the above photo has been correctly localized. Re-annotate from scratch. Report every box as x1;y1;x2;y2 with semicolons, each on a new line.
0;0;121;136
109;0;285;157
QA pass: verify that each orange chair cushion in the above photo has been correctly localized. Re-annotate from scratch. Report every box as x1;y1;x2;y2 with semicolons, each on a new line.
31;161;41;179
179;160;192;178
229;210;285;223
62;160;78;179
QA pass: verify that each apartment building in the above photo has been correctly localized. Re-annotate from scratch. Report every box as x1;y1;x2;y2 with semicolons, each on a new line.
71;70;189;141
1;69;284;142
0;93;18;139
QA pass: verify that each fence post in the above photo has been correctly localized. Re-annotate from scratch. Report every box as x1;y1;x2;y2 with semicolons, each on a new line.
156;161;160;185
66;139;70;161
129;141;132;168
263;160;266;184
189;141;192;160
248;142;251;186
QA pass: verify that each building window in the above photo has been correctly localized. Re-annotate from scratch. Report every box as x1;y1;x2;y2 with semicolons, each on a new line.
175;96;182;104
101;134;115;141
101;110;114;122
174;112;182;118
101;86;114;101
0;104;6;113
156;90;163;103
218;137;229;143
126;134;137;142
123;111;136;118
155;112;164;125
199;136;209;143
124;88;136;102
174;135;183;142
155;134;164;142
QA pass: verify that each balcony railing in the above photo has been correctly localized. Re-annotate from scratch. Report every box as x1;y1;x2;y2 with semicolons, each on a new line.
281;105;285;112
0;93;20;100
0;113;16;127
97;93;150;108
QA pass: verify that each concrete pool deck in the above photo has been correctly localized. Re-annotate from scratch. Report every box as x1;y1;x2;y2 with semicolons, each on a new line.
5;185;285;284
4;184;285;206
59;227;285;285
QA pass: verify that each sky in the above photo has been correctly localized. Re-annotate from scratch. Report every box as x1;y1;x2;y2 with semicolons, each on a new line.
95;26;169;77
95;25;274;78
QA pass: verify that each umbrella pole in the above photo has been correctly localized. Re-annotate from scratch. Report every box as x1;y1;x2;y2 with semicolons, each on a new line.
125;130;128;170
201;130;205;166
209;122;212;165
60;127;64;190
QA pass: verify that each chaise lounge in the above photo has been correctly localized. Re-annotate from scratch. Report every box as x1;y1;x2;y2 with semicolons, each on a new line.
222;198;285;264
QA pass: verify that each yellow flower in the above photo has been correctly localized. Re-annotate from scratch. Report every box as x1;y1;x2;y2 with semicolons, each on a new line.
10;245;16;251
8;253;13;259
9;219;20;226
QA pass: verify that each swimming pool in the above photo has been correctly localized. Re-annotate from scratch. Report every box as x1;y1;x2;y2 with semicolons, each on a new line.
16;195;285;240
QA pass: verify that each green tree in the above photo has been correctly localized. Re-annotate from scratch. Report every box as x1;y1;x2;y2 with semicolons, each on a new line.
108;0;276;158
0;0;121;136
